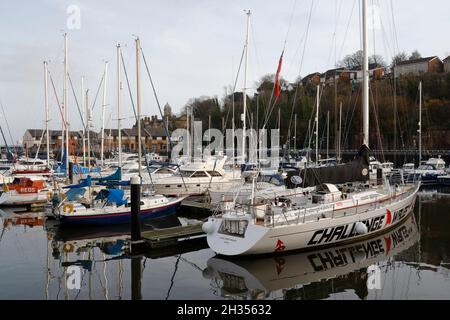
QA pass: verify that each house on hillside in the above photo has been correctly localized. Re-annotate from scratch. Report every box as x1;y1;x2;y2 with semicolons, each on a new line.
444;56;450;73
301;72;321;86
394;56;443;78
351;63;386;82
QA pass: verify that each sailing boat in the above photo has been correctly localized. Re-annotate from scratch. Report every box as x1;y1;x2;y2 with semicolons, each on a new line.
202;1;420;256
49;37;186;226
203;213;418;299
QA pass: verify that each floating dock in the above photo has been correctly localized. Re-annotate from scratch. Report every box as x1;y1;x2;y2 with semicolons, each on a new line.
141;223;205;248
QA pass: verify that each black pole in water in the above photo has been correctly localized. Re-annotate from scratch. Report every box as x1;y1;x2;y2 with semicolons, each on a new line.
131;256;142;300
68;162;74;184
130;176;141;243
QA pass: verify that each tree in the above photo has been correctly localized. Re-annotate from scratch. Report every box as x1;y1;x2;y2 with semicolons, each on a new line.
409;50;422;60
390;52;408;69
338;50;387;69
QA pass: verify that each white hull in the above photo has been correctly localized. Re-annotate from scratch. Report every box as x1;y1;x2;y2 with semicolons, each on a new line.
205;184;419;256
0;190;48;206
209;183;314;205
152;177;242;197
204;212;418;297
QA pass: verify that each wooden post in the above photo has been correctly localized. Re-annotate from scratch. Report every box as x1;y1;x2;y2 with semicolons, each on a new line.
130;176;141;243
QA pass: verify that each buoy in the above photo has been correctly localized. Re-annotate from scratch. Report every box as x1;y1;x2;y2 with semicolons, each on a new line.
202;220;214;234
355;221;368;235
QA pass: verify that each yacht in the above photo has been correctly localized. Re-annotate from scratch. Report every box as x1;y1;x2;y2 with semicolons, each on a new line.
406;157;446;185
203;213;418;299
151;156;241;197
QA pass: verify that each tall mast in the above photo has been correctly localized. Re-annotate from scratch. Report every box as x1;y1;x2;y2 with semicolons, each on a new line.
294;113;297;152
86;90;91;171
186;106;190;160
419;81;422;164
315;85;320;165
63;33;69;173
362;0;369;147
338;102;342;163
242;10;251;164
81;76;86;167
117;44;122;168
44;61;50;168
326;110;330;159
101;61;109;166
136;37;142;180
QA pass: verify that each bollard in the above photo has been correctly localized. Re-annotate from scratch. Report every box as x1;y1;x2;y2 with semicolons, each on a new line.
130;176;141;243
68;162;74;184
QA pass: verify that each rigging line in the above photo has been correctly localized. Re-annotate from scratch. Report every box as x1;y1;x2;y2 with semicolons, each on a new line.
90;71;105;112
273;0;314;136
370;82;385;161
263;1;312;131
48;72;67;129
67;73;87;131
140;46;173;151
283;0;299;49
120;46;155;186
165;254;181;300
119;50;137;120
338;0;357;61
223;45;245;129
0;99;17;154
389;0;400;54
325;0;344;69
342;86;361;150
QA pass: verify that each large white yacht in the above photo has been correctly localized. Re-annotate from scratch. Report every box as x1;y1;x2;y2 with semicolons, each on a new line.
151;156;241;197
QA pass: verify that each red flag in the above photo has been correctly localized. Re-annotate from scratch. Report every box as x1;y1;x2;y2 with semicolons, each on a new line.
275;50;284;97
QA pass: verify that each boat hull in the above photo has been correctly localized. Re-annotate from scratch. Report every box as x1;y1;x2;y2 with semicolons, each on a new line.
206;185;419;256
58;199;183;226
0;191;48;206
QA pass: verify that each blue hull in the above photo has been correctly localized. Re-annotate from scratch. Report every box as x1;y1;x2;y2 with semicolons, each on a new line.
407;173;439;185
438;176;450;186
59;201;182;226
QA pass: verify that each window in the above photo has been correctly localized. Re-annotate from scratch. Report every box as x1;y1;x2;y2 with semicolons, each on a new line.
191;171;208;178
207;171;222;177
219;219;248;237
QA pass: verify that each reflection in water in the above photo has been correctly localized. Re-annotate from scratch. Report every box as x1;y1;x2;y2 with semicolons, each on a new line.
42;213;208;300
1;188;450;300
203;213;419;300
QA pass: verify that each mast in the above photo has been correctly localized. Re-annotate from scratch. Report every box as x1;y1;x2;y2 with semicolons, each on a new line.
326;110;330;159
136;37;142;180
44;61;50;168
63;33;69;173
101;61;109;167
338;102;342;163
362;0;369;147
242;10;251;164
86;90;91;171
294;113;297;152
81;76;86;167
117;44;122;168
186;106;190;160
419;81;422;164
315;85;320;165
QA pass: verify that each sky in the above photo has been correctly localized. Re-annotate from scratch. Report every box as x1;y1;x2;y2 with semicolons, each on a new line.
0;0;449;144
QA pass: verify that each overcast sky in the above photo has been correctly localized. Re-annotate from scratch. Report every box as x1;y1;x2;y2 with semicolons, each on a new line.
0;0;449;143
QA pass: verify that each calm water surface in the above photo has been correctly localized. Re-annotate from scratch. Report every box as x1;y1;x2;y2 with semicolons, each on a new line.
0;188;449;300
